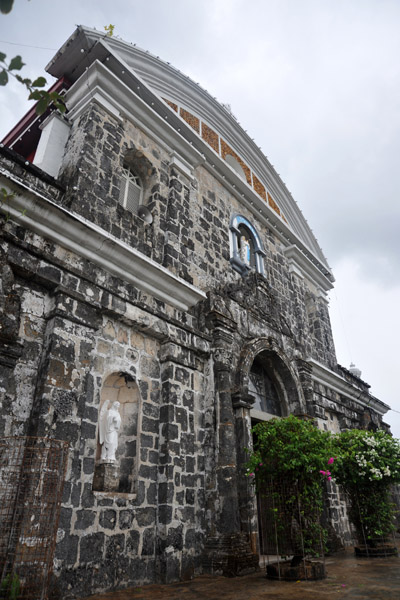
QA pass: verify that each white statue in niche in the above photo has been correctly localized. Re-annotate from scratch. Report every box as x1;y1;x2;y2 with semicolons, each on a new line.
99;400;121;463
240;236;251;266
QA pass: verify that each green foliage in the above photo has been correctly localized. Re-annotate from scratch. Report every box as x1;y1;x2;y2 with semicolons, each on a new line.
0;31;66;116
331;428;400;487
8;55;24;71
246;415;332;487
331;429;400;542
0;186;14;205
0;573;20;600
104;24;115;37
246;416;332;557
0;186;16;221
0;0;14;15
0;52;67;115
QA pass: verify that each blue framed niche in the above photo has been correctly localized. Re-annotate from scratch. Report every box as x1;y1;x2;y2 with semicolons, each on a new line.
230;214;266;276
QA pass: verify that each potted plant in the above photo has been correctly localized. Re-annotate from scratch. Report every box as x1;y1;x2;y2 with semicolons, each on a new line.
246;415;332;579
331;428;400;556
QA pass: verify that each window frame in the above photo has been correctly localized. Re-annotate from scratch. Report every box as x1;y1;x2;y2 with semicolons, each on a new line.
119;166;143;213
229;214;266;276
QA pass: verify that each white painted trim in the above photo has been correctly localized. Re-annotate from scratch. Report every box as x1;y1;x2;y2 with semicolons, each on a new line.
1;169;206;312
65;60;204;170
46;26;332;274
169;152;194;181
308;358;390;416
283;245;333;292
287;260;304;280
33;112;71;178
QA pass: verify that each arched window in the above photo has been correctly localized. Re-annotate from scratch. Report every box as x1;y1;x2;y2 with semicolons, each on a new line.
230;214;266;276
225;154;247;181
249;356;282;417
119;165;143;214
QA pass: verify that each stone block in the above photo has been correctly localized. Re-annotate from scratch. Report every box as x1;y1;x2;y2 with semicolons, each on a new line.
80;532;105;563
99;509;117;530
136;507;156;527
105;533;125;559
55;533;79;565
119;510;134;530
93;463;120;492
75;509;96;530
126;529;140;554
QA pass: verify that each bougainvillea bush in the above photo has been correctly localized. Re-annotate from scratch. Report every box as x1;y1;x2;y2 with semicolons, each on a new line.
331;429;400;545
246;415;332;557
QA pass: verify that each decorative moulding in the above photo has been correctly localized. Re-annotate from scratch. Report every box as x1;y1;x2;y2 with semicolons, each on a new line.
1;169;206;312
65;59;205;171
283;245;333;292
47;26;332;276
307;358;389;416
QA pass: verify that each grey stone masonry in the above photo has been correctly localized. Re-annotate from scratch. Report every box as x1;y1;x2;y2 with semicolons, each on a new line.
0;34;390;598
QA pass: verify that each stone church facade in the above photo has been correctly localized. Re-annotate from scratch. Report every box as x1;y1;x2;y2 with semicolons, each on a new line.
0;26;390;597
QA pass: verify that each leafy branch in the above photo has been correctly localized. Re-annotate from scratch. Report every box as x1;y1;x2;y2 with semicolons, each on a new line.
0;52;66;115
104;24;115;37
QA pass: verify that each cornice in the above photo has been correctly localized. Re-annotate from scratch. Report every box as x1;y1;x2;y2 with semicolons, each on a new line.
0;168;206;312
283;245;333;292
65;59;204;169
308;358;389;416
46;26;333;277
63;53;334;291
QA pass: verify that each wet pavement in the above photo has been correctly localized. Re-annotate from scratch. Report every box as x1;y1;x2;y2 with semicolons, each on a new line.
83;549;400;600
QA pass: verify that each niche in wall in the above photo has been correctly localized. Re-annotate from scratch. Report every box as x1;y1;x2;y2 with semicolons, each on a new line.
93;372;140;494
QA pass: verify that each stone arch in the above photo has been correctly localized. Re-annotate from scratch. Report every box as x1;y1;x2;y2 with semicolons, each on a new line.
229;214;266;276
93;371;141;494
234;337;305;416
233;338;306;547
122;147;158;205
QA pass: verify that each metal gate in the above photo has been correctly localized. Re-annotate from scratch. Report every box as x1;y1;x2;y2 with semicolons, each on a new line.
0;437;68;599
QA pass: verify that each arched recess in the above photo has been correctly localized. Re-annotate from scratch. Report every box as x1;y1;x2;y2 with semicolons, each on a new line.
234;337;305;418
94;372;141;494
229;214;266;276
233;338;306;548
119;147;158;221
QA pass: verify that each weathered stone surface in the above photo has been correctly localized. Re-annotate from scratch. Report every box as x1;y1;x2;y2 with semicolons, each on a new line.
0;37;388;600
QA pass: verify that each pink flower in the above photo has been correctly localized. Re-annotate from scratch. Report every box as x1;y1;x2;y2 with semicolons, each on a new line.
326;471;331;476
259;463;263;466
319;470;326;475
327;476;332;481
328;457;335;465
249;473;255;477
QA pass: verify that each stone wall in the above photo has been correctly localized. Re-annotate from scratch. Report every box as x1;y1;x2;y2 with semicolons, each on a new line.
0;97;387;597
57;102;337;369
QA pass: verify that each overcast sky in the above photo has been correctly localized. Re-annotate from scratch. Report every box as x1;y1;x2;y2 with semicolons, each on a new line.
1;0;400;435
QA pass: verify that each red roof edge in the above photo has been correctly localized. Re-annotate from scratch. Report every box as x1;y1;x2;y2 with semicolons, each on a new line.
1;76;70;147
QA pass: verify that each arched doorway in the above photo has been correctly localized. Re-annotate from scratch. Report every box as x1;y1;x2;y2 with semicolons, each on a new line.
234;338;305;553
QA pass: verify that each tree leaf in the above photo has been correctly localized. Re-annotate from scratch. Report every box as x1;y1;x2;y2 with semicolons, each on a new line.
55;101;66;113
0;52;6;63
16;75;32;87
35;96;50;116
31;76;46;88
0;0;14;14
9;55;25;71
0;69;8;86
29;89;42;100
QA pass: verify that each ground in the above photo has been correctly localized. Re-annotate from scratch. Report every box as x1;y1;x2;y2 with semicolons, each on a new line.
82;549;400;600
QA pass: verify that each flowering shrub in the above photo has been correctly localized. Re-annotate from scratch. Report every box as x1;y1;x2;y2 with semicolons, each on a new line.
246;415;332;557
331;429;400;545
